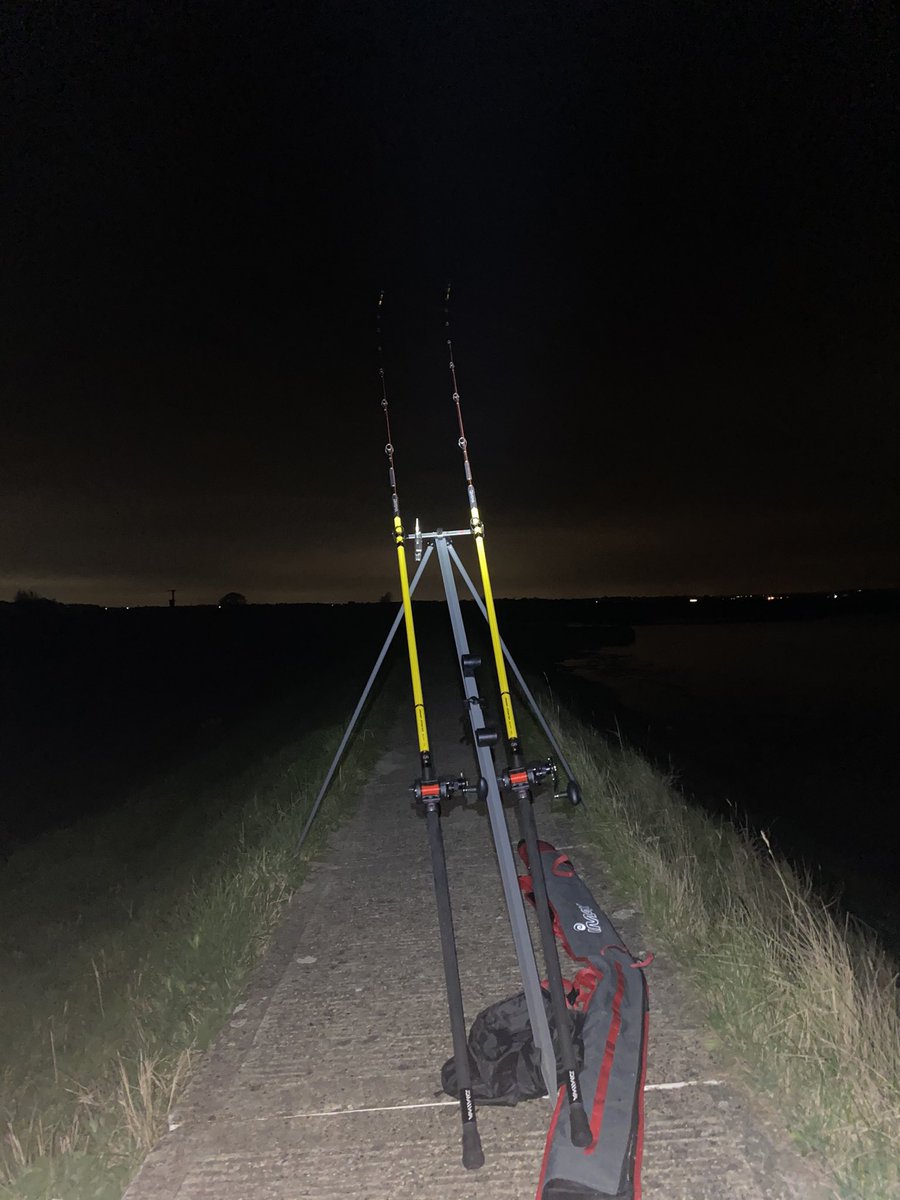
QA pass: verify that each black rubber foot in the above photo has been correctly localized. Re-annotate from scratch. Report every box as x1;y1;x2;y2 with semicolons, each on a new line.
462;1122;485;1169
569;1101;592;1148
567;779;583;806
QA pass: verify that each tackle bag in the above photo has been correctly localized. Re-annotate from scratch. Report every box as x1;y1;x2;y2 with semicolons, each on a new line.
441;986;586;1106
519;841;650;1200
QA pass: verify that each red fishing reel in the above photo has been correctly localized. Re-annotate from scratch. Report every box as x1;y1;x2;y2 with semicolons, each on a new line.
498;758;558;794
411;773;479;805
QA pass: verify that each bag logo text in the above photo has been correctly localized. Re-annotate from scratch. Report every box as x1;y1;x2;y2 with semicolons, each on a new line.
573;903;602;934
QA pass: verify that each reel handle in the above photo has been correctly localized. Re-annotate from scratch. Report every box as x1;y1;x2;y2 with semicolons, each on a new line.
553;779;583;806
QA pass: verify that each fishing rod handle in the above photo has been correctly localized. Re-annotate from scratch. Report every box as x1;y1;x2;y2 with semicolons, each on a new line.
424;804;485;1170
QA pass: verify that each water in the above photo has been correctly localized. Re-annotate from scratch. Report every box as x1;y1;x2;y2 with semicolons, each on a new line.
548;616;900;948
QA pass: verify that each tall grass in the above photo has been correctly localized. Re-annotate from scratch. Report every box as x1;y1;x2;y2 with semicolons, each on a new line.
0;692;392;1200
549;701;899;1200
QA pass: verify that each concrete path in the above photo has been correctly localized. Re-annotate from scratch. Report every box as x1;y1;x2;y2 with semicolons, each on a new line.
124;656;832;1200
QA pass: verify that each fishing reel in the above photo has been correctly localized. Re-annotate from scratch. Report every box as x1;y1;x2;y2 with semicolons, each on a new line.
498;758;558;794
411;773;480;808
494;759;581;804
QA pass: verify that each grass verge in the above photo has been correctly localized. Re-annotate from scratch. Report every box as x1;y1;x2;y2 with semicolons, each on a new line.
0;682;396;1200
543;698;899;1200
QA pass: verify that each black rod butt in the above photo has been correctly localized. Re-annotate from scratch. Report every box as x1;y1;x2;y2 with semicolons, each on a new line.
566;779;583;806
569;1100;592;1147
462;1121;485;1169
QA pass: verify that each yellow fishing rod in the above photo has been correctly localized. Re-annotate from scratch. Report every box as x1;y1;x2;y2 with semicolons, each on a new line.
443;290;526;757
378;304;429;764
376;292;484;1171
443;286;592;1148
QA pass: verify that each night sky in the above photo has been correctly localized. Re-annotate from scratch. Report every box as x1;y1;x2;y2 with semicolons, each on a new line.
4;2;897;606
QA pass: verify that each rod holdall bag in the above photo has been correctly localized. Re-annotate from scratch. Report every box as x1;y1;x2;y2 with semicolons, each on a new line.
441;986;587;1107
518;841;651;1200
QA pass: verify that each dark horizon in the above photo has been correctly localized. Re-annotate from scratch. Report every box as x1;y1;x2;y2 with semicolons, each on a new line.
8;583;898;612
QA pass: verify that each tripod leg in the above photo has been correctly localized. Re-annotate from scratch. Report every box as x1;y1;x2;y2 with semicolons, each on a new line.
297;544;434;854
423;800;484;1170
515;787;593;1148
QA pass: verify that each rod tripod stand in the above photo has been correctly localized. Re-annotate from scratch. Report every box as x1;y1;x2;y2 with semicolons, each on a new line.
301;525;588;1165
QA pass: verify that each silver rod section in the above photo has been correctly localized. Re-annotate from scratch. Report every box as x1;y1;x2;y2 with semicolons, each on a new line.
296;543;435;854
434;535;557;1100
446;542;581;792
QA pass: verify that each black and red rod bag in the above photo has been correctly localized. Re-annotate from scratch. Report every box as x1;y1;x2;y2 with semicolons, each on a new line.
519;841;650;1200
